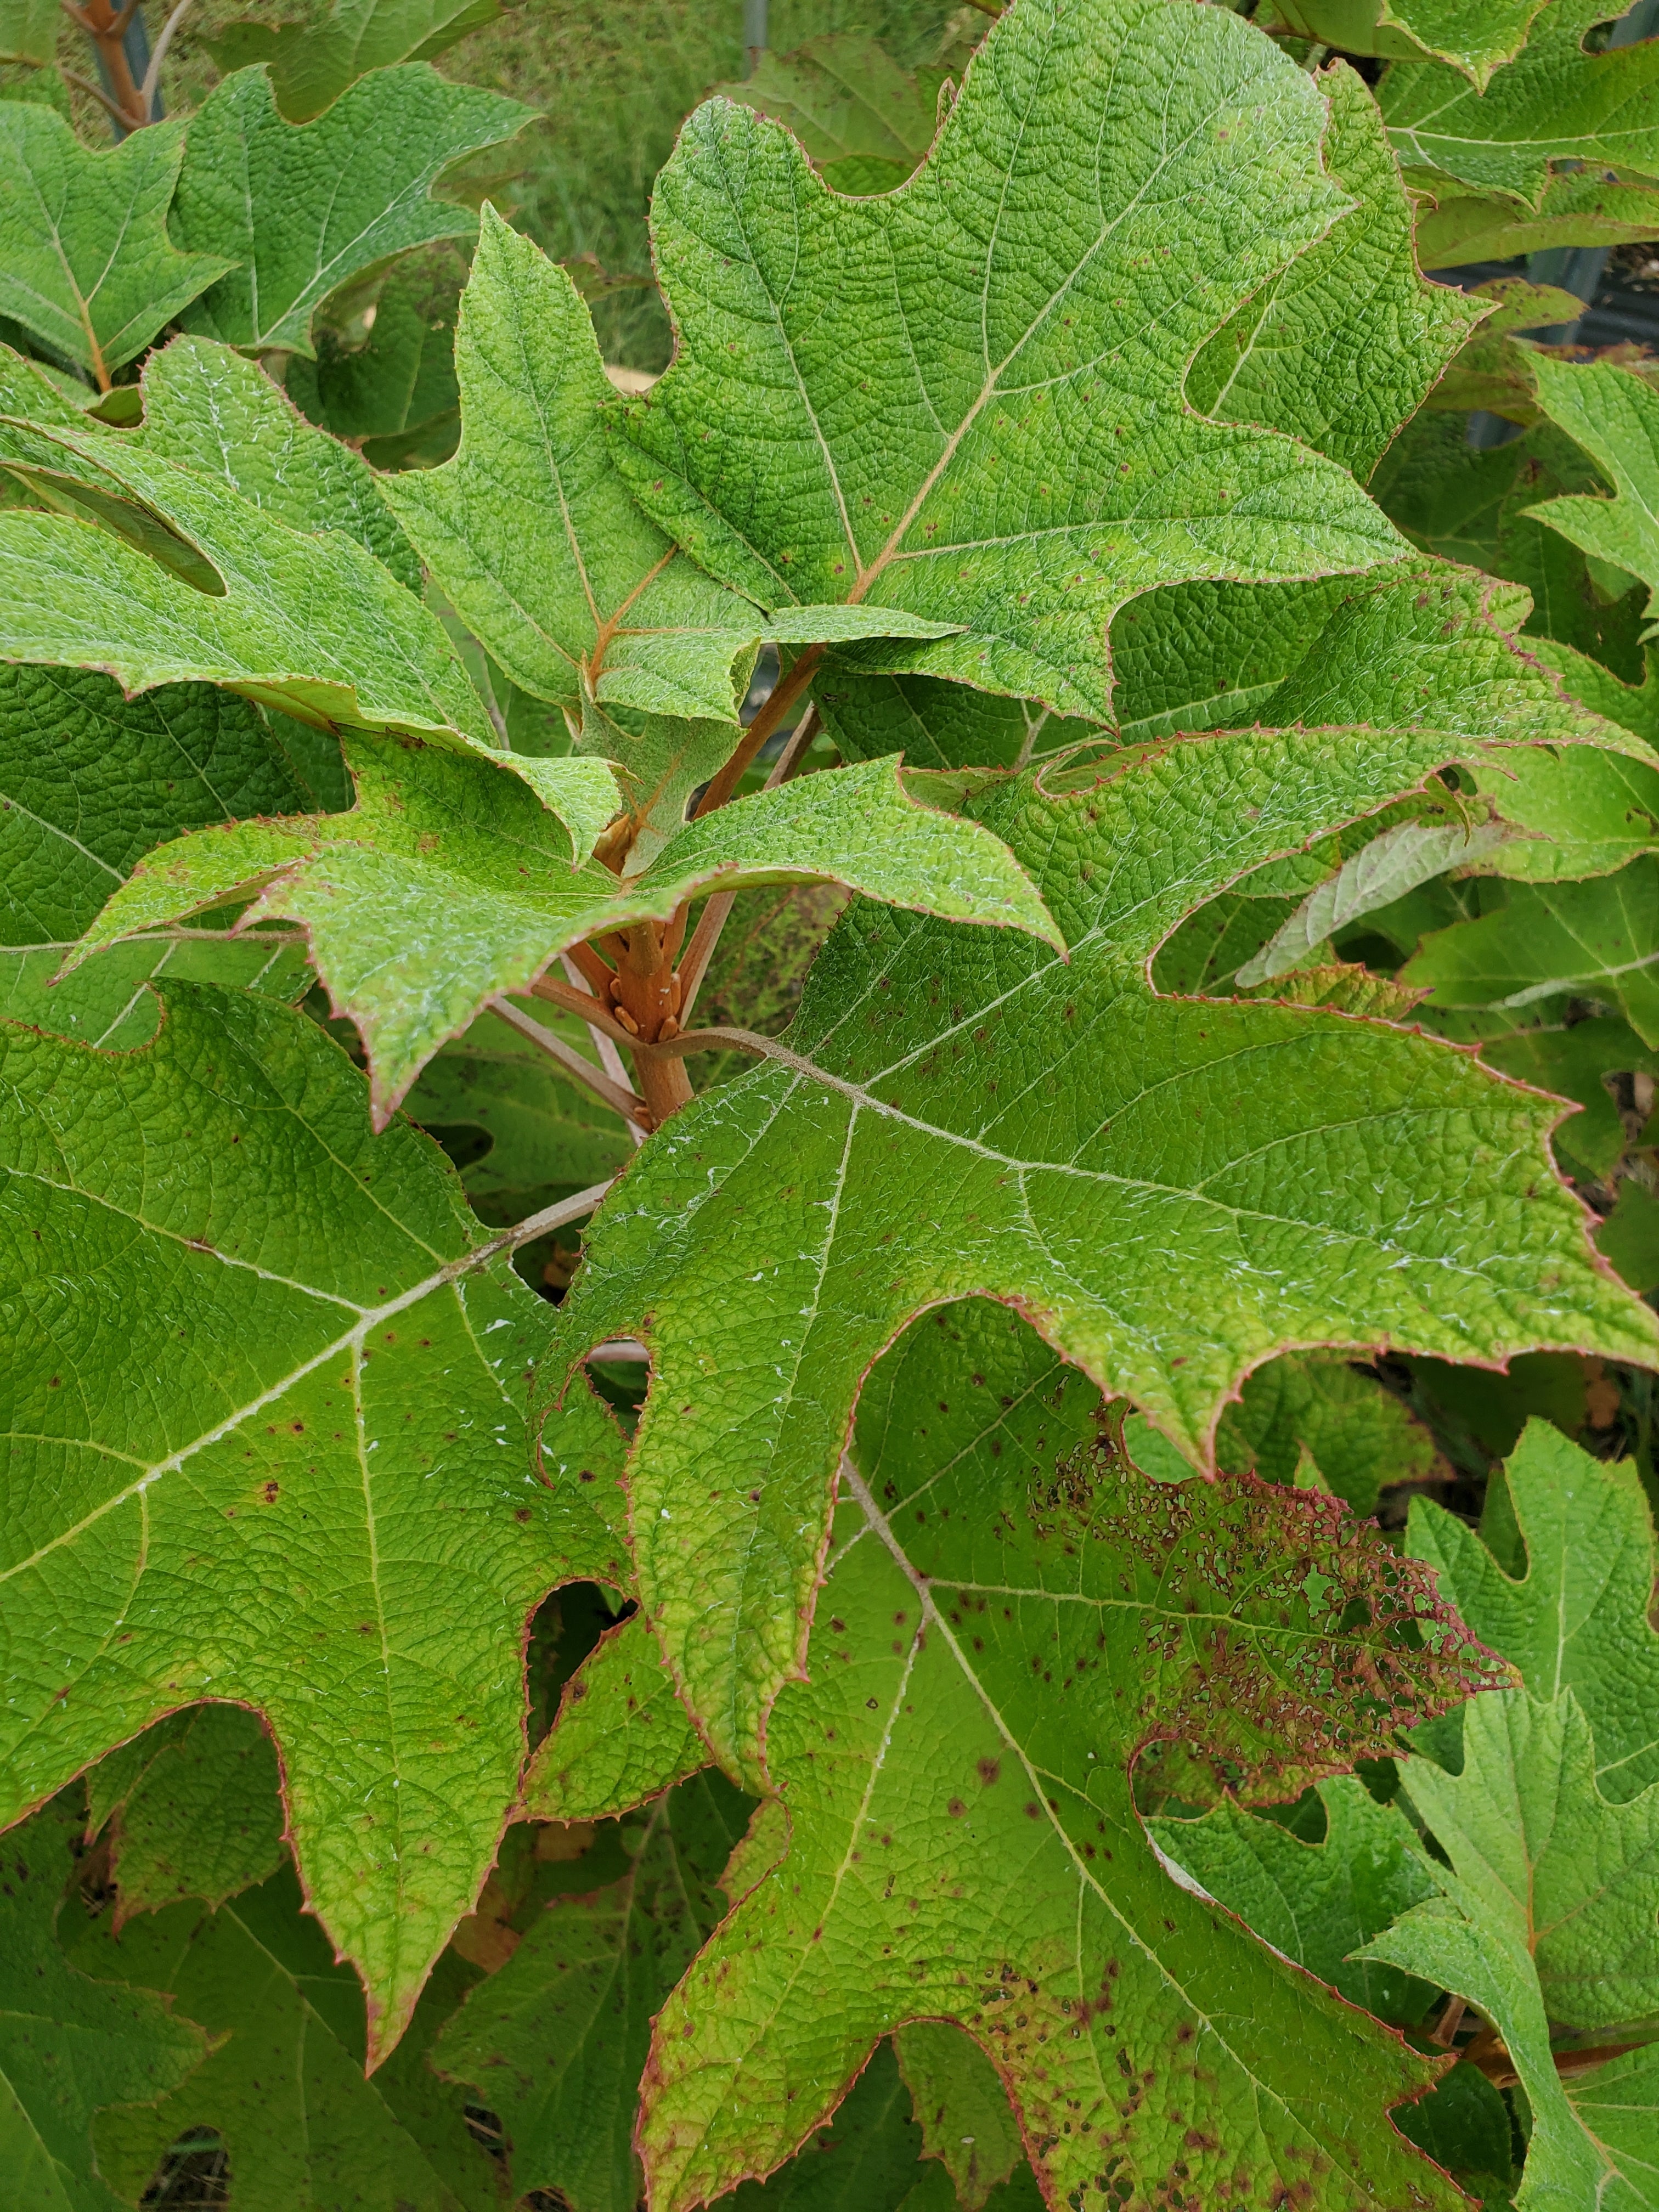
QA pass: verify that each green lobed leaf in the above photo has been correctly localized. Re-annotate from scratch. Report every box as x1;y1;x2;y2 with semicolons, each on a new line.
891;2023;1024;2212
209;0;507;126
712;35;950;196
1379;0;1659;204
71;742;1057;1123
1526;357;1659;637
629;1300;1492;2211
1600;1178;1659;1293
1408;1419;1659;1802
0;661;338;1047
1402;861;1659;1045
0;980;630;2062
1268;0;1548;86
611;0;1406;723
1481;1016;1659;1178
1185;64;1483;483
536;721;1657;1782
134;334;421;592
284;252;462;452
86;1706;285;1919
171;63;533;358
1415;170;1659;269
523;1610;708;1824
1213;1351;1443;1517
0;1797;208;2212
0;105;232;383
431;1774;747;2212
70;1866;497;2212
1149;1778;1441;2026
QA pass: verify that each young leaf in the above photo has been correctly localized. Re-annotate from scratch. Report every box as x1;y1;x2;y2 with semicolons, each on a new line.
712;35;950;195
0;1797;208;2211
1526;356;1659;635
381;211;955;744
136;335;421;591
538;723;1657;1783
211;0;507;125
0;981;626;2062
72;742;1057;1123
71;1867;496;2212
1186;64;1483;483
1379;0;1659;202
87;1706;285;1919
1149;1778;1441;2025
171;63;533;358
0;105;231;384
1402;862;1659;1045
633;1301;1492;2211
0;662;338;1043
431;1776;745;2212
611;0;1405;721
1408;1420;1659;1802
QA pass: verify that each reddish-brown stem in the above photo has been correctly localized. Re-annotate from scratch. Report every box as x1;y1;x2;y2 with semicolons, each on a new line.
530;974;633;1043
565;938;616;996
70;0;151;129
693;645;823;820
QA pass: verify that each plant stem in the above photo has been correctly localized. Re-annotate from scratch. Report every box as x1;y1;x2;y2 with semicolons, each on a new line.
693;645;823;820
488;994;652;1132
68;0;151;129
561;955;646;1147
139;0;191;112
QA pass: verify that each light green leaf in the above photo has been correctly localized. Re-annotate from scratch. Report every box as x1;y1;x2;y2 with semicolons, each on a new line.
1186;64;1483;482
1408;1420;1659;1803
631;1302;1490;2211
1466;740;1659;883
87;1706;285;1919
612;0;1406;723
431;1776;744;2212
171;63;533;358
1380;0;1659;204
538;723;1655;1782
523;1611;708;1824
1402;861;1659;1044
74;1867;495;2212
0;338;102;426
1402;1687;1659;2033
713;35;949;196
0;105;231;383
1526;357;1659;637
891;2023;1023;2212
211;0;506;126
1149;1777;1441;2024
1415;170;1659;270
0;980;629;2062
0;661;337;1045
1420;279;1584;425
1269;0;1548;86
72;743;1057;1122
0;1798;208;2212
1214;1351;1443;1517
135;334;421;591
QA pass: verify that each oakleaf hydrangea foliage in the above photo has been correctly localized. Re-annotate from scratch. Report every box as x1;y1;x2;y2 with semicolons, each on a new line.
1;0;1658;2202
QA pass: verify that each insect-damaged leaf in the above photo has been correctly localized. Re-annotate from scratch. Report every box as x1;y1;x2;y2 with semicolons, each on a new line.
536;722;1658;1785
610;0;1407;721
0;981;629;2062
631;1301;1495;2212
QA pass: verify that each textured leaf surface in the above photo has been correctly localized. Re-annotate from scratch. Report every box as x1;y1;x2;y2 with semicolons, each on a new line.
0;662;337;1045
73;1868;493;2212
0;982;628;2061
1526;356;1659;635
86;1706;285;1920
135;335;421;592
1403;861;1659;1044
172;63;531;357
1150;1778;1440;2025
284;253;462;450
1481;1016;1659;1179
892;2023;1024;2211
713;35;949;195
213;0;505;124
1415;170;1659;269
0;1798;207;2212
432;1776;744;2212
1380;0;1659;201
1272;0;1547;84
633;1302;1489;2212
0;106;229;381
613;0;1404;721
76;743;1056;1121
1212;1352;1442;1517
523;1611;707;1824
1409;1420;1659;1802
539;723;1656;1781
1185;65;1481;482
